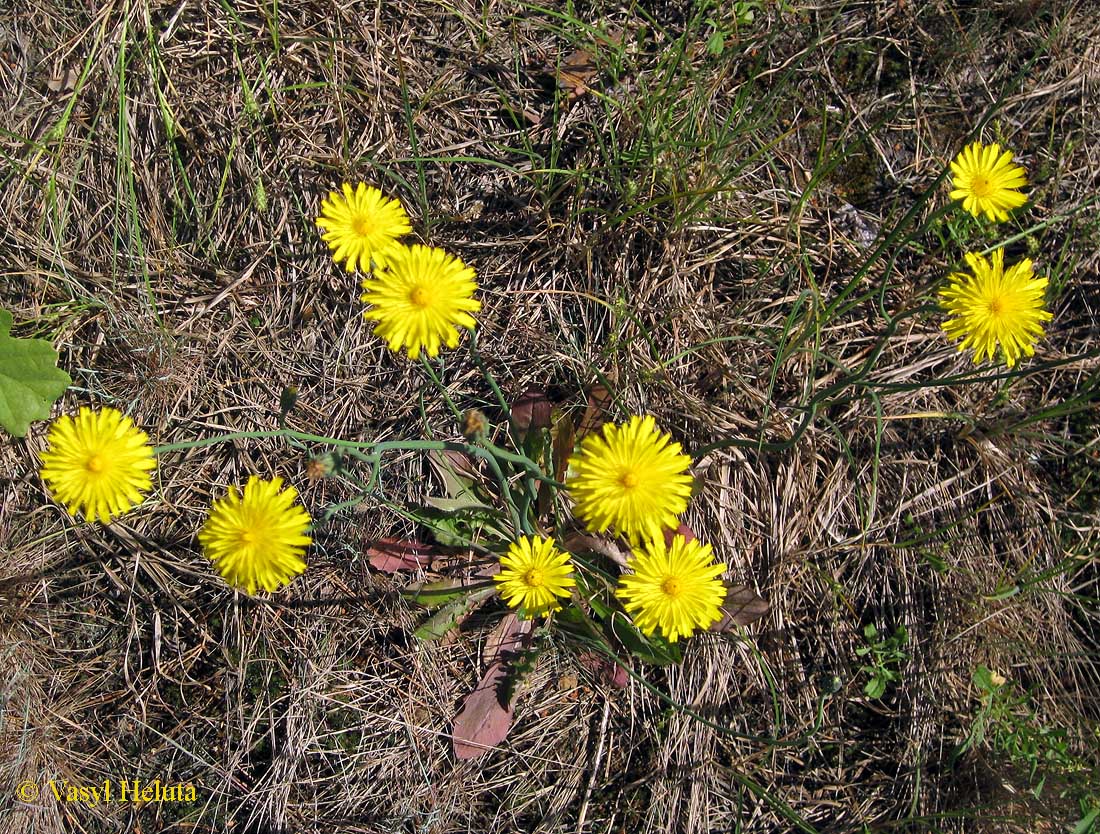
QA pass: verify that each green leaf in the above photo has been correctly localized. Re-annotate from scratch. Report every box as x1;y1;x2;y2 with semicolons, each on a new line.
705;28;725;56
413;588;495;641
0;309;71;437
609;613;682;666
864;676;887;699
412;503;510;546
403;579;486;610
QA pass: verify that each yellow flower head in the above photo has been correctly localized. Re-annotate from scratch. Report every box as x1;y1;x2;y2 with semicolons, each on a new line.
567;415;693;544
949;141;1028;223
39;406;156;523
199;476;312;595
939;248;1053;368
360;243;481;359
616;534;726;643
494;535;576;618
316;183;412;272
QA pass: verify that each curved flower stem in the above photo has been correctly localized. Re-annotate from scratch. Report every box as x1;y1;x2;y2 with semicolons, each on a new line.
419;355;463;423
155;428;533;535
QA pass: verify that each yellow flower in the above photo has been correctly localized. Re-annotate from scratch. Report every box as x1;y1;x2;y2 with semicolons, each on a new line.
316;183;412;272
199;476;311;594
39;406;156;523
360;243;480;359
939;248;1053;368
567;415;693;544
494;535;575;618
616;534;726;643
949;141;1028;223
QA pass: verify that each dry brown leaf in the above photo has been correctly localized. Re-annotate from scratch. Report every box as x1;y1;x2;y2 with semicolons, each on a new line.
512;386;552;440
710;585;769;632
664;523;697;547
577;381;613;438
556;48;597;98
578;650;629;688
46;66;78;93
454;615;534;759
366;538;434;573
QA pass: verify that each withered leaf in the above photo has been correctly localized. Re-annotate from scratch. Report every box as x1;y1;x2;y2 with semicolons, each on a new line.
512;386;552;440
578;650;629;688
577;381;613;438
453;615;534;759
710;585;769;632
366;538;434;573
555;48;597;98
664;523;697;547
551;408;576;482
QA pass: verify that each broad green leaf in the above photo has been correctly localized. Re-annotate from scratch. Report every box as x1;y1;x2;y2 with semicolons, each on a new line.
412;503;510;546
414;587;495;641
609;613;682;666
403;579;487;610
864;677;887;699
0;309;71;437
427;450;482;503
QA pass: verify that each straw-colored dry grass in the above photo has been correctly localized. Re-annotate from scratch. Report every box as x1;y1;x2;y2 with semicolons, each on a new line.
2;1;1098;832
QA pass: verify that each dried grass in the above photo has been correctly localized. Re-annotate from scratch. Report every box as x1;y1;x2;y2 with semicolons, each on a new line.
2;1;1098;832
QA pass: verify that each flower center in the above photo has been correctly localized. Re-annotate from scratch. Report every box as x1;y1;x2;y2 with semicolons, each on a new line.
661;577;684;598
239;529;261;546
620;470;640;489
969;175;992;198
351;214;374;237
85;454;106;473
987;295;1007;317
523;567;546;588
409;285;432;309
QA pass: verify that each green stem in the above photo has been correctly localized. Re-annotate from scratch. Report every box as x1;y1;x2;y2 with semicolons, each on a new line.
419;355;464;423
156;427;545;535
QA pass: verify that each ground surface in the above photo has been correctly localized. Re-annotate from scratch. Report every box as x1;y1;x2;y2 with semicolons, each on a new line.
2;1;1099;832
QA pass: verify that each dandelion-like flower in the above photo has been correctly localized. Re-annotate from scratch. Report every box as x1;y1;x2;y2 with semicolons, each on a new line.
316;183;412;272
949;141;1028;223
198;476;312;595
360;243;480;359
939;248;1053;368
39;406;156;523
567;415;693;544
616;534;726;643
494;535;576;618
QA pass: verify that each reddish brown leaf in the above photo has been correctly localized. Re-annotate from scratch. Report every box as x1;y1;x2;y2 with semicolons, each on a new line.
710;585;769;632
454;616;534;759
577;382;612;438
555;48;597;98
664;523;696;547
578;651;629;688
482;613;533;667
366;538;434;573
512;386;552;440
452;661;513;759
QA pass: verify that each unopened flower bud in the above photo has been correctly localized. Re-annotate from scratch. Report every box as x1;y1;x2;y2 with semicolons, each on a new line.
462;409;488;440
